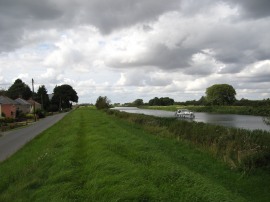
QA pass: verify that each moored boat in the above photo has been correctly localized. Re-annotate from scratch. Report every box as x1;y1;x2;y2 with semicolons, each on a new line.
175;109;195;119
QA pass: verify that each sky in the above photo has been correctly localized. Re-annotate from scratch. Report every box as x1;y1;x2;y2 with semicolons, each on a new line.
0;0;270;104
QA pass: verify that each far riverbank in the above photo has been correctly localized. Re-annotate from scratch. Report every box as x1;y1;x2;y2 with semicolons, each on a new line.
141;105;270;117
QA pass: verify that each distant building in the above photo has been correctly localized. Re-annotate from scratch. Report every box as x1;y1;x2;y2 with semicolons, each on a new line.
0;96;17;118
48;93;54;101
15;98;31;114
27;99;42;113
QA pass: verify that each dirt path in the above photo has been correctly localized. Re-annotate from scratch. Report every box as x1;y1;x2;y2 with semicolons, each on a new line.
0;113;68;162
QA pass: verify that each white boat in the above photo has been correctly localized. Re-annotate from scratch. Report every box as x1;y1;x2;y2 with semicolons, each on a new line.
175;109;195;119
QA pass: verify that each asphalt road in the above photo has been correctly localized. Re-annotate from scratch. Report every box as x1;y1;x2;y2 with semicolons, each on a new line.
0;112;68;162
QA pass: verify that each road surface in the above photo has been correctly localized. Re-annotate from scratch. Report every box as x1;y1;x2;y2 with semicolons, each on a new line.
0;112;68;162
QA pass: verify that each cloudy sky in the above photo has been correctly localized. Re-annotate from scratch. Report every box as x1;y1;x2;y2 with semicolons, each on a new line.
0;0;270;104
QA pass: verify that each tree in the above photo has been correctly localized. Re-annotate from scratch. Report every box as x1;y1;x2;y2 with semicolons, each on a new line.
149;97;160;106
0;89;6;96
36;85;50;110
95;96;111;109
148;97;174;106
6;79;32;99
160;97;174;106
197;96;207;105
206;84;236;105
133;99;144;106
51;84;78;110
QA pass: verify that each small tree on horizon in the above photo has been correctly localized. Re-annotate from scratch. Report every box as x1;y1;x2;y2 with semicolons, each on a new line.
95;96;111;109
133;99;144;106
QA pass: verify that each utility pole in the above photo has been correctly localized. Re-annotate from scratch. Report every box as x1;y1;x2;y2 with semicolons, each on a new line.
41;93;44;110
59;97;62;111
32;79;36;122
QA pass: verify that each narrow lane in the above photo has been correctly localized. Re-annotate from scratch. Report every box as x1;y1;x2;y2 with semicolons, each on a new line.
0;112;68;162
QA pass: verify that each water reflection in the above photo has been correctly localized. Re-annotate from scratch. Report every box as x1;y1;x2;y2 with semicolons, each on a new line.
195;113;238;128
114;107;270;131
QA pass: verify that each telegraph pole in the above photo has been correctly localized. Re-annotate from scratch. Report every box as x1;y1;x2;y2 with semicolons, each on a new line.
32;79;36;122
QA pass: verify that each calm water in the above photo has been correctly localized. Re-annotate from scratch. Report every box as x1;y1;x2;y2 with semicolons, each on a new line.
114;107;270;131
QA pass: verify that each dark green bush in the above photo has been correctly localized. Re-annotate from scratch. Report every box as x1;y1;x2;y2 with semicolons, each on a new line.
35;109;46;118
0;117;15;124
25;114;35;120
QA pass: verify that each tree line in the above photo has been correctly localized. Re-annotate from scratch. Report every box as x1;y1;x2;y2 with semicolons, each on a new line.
91;83;269;110
0;79;78;112
117;84;269;107
121;84;237;107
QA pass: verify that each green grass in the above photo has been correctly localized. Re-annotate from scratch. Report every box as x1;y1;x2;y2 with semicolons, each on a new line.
0;108;269;201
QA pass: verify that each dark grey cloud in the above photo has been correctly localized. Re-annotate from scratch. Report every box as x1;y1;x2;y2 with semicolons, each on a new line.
226;0;270;19
107;8;270;76
246;75;270;83
136;44;195;69
107;43;197;70
1;0;270;87
0;0;64;51
77;0;181;34
0;0;181;52
0;0;62;20
1;0;269;52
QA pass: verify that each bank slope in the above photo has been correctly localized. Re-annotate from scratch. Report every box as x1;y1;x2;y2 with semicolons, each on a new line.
0;108;268;201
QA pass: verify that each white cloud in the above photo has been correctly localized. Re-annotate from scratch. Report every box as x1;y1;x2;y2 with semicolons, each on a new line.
0;0;270;103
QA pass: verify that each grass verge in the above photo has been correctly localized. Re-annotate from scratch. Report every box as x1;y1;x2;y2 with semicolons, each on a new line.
0;107;269;201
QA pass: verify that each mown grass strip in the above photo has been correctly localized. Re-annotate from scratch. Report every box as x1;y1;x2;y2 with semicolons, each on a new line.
0;107;269;201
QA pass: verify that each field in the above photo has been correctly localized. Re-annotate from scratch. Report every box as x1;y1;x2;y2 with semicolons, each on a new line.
0;107;269;201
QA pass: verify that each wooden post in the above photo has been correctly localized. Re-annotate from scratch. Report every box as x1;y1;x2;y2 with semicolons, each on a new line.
32;79;36;122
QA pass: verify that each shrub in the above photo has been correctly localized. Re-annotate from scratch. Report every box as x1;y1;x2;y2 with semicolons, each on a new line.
26;114;35;120
0;117;15;124
35;109;46;118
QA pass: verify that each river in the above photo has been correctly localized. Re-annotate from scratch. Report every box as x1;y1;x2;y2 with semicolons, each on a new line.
114;107;270;132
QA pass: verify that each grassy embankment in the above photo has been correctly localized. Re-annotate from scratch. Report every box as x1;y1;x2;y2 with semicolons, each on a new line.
107;110;270;170
0;107;269;201
143;105;270;116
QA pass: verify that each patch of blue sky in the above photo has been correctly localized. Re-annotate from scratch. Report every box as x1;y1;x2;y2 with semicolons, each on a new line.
98;40;106;46
36;43;57;52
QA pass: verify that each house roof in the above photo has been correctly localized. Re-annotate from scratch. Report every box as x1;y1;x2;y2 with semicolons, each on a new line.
27;99;41;106
15;98;31;105
0;96;17;105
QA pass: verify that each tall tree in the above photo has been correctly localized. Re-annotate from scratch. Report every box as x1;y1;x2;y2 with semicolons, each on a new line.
36;85;50;110
6;79;32;99
51;84;78;110
206;84;236;105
